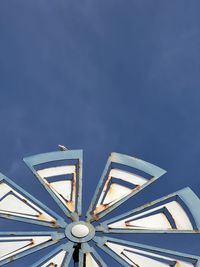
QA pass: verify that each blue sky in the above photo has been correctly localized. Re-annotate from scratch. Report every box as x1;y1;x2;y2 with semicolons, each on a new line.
0;0;200;266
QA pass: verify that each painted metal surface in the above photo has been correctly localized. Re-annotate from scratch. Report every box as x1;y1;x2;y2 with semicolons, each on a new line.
65;221;95;243
31;242;74;267
0;149;199;266
94;237;200;267
71;224;90;238
23;150;83;221
86;152;166;221
96;187;200;234
78;243;107;267
0;232;65;266
0;173;66;228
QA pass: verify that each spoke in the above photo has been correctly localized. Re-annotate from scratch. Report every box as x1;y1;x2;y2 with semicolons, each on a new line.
86;152;166;222
0;173;66;228
94;236;200;267
78;243;107;267
0;231;65;265
31;241;74;267
23;150;83;221
96;187;200;234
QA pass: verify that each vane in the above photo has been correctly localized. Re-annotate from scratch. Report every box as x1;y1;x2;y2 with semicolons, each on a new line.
0;148;199;266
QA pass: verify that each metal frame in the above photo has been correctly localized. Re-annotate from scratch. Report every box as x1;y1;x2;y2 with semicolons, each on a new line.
0;173;66;228
78;243;107;267
31;242;74;267
24;150;83;221
0;231;65;266
94;236;200;267
86;152;166;222
0;149;199;266
96;187;200;234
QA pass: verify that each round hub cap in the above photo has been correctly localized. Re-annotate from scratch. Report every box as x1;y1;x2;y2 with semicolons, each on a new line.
65;221;95;243
71;224;89;238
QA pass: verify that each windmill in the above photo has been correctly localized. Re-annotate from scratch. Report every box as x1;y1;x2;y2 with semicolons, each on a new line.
0;148;199;266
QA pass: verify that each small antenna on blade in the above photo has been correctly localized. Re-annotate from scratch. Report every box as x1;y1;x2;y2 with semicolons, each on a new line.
58;144;68;151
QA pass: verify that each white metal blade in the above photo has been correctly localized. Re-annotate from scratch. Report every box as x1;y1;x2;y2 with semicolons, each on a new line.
87;152;166;221
0;232;65;265
23;150;83;220
79;243;107;267
108;201;192;230
94;237;199;267
40;250;66;266
31;242;74;267
37;165;76;212
0;173;66;228
0;182;54;221
98;188;200;233
85;252;100;267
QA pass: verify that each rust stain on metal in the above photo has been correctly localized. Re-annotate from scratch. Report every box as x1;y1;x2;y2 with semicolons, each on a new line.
72;171;76;197
125;222;132;227
91;169;145;219
66;200;75;212
50;220;59;228
93;204;109;216
21;198;28;204
30;239;35;246
131;185;141;193
175;261;181;267
104;176;111;191
68;169;76;212
92;174;112;216
37;213;46;220
91;212;99;221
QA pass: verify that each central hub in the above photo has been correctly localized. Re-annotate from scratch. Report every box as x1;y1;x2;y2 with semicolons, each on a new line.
65;221;95;243
71;224;89;238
